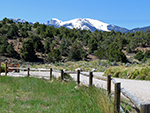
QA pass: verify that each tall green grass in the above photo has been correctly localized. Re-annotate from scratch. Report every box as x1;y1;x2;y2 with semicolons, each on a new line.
104;66;150;80
0;63;5;72
0;76;113;113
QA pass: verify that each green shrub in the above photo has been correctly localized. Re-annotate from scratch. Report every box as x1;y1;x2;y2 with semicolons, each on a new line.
144;50;150;58
68;41;87;61
104;66;150;80
134;50;144;61
20;38;36;61
106;42;127;63
145;76;150;80
142;57;147;63
139;74;146;80
140;67;150;75
94;47;105;59
131;69;139;79
114;71;120;77
47;49;62;63
19;37;22;42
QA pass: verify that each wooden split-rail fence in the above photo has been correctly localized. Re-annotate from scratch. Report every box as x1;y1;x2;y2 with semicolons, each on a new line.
0;61;150;113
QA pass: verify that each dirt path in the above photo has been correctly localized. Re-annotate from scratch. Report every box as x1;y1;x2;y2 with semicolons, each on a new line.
1;71;150;103
70;72;150;103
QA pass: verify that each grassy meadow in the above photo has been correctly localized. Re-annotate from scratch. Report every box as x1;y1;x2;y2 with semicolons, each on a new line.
0;76;114;113
0;61;138;113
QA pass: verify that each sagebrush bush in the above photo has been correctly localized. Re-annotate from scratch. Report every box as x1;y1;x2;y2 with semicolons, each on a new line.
104;66;150;80
130;69;139;79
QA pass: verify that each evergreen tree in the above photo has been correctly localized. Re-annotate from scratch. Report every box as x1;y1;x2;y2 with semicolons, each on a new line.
20;38;36;61
88;37;98;53
59;43;68;56
68;41;87;60
106;42;127;63
44;37;53;53
7;23;18;38
47;49;61;63
33;22;40;28
20;27;28;37
6;42;16;57
0;36;8;54
94;47;105;59
134;50;144;61
144;50;150;58
30;35;44;52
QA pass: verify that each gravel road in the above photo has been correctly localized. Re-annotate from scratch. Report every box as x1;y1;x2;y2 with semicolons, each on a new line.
1;71;150;103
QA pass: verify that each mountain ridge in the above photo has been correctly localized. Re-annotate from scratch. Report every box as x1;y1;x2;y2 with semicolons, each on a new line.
45;18;128;32
10;18;150;33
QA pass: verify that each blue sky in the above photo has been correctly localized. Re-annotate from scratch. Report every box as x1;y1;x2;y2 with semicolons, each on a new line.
0;0;150;29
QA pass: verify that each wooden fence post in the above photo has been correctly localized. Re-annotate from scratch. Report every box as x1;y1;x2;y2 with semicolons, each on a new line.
114;82;121;113
140;103;150;113
27;68;30;77
107;75;111;95
5;61;7;76
50;68;52;81
77;70;80;85
17;64;20;72
61;70;64;81
89;72;93;87
0;60;1;76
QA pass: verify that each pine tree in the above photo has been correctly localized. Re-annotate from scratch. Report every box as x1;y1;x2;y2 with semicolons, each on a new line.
20;38;36;61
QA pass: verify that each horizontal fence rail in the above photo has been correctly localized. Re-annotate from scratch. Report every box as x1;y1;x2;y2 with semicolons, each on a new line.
93;75;107;81
8;67;27;71
121;88;141;110
0;61;150;113
80;72;89;77
80;82;89;87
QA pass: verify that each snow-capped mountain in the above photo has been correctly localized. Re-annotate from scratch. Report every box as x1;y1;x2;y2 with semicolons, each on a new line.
11;18;34;25
12;18;26;23
11;18;129;32
45;18;62;28
107;25;128;33
45;18;128;32
62;18;109;31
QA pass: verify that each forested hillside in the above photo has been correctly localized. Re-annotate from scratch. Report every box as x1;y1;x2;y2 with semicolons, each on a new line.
0;17;150;63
